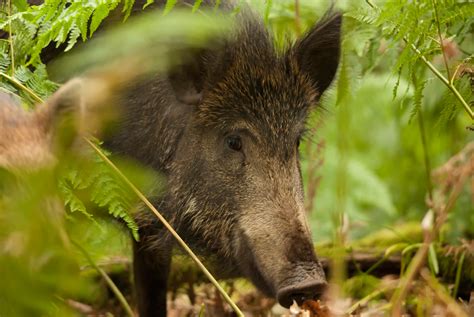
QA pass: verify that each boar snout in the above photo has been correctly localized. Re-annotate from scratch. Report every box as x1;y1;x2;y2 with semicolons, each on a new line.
276;272;327;308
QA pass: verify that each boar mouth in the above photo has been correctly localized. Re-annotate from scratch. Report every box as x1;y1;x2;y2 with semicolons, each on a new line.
234;228;327;308
276;275;327;308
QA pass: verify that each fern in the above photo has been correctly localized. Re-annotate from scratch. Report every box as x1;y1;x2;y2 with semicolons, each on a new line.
409;74;428;123
192;0;204;14
0;0;214;243
0;49;11;73
59;147;140;241
438;72;473;127
0;0;152;239
60;174;95;221
90;3;111;37
65;23;81;51
77;5;93;40
163;0;178;16
351;0;473;123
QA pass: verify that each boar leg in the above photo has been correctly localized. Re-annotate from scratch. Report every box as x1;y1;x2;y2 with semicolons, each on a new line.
133;236;172;317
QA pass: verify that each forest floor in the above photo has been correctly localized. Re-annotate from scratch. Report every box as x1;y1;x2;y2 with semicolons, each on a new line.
67;237;474;317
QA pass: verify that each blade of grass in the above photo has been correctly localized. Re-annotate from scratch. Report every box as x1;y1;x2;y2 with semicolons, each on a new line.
347;282;396;314
72;240;135;317
390;240;430;316
431;0;451;79
0;71;43;103
452;251;465;299
420;268;468;317
0;68;244;317
428;243;439;275
198;303;206;317
7;0;14;75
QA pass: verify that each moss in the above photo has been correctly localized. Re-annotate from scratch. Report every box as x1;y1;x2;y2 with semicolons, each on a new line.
352;222;423;249
314;222;424;258
343;274;382;299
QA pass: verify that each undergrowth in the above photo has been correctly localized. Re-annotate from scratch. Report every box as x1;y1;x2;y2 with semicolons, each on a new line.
0;0;472;316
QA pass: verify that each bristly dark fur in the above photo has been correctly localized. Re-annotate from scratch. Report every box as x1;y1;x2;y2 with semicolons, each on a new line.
104;3;341;317
292;11;342;94
1;1;341;316
195;11;341;159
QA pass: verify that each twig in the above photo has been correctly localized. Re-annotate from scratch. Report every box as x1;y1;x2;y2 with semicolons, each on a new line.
0;71;43;103
65;299;95;314
72;240;135;317
453;251;465;299
364;1;473;120
390;238;430;316
347;282;396;314
264;0;272;25
434;158;471;233
431;0;451;79
417;103;434;202
294;0;301;36
7;0;15;75
450;63;463;85
79;256;131;270
84;138;244;317
365;0;376;9
304;122;324;214
405;40;473;120
420;268;468;317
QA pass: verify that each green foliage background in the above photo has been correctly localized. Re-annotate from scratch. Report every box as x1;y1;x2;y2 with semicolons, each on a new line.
0;0;472;316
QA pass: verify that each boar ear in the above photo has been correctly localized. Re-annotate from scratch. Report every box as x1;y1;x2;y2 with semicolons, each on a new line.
38;79;84;148
168;46;226;106
168;58;206;106
292;12;342;96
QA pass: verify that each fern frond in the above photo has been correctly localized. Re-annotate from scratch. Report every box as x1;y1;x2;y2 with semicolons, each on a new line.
78;6;93;41
58;146;141;241
409;75;428;123
90;3;110;37
440;3;474;24
0;50;11;73
65;23;81;51
60;181;94;219
163;0;178;15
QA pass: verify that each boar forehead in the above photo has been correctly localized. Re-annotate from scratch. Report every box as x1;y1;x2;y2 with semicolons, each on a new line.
196;16;318;157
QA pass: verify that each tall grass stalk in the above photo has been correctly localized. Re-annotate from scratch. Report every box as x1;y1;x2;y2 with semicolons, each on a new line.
85;138;244;317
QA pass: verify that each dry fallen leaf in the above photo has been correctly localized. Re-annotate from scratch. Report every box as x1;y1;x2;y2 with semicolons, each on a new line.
287;299;330;317
302;299;331;317
289;300;302;315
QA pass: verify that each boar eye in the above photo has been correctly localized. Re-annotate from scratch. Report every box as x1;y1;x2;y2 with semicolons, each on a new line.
297;137;301;148
225;135;242;151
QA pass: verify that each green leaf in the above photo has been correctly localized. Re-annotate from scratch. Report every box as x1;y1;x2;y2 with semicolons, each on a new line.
192;0;203;13
13;0;29;11
163;0;177;16
90;3;110;37
143;0;155;10
384;243;409;257
65;24;81;51
428;243;439;275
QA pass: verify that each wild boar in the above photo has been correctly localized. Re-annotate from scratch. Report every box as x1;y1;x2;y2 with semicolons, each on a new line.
0;81;82;170
0;75;121;171
105;4;342;316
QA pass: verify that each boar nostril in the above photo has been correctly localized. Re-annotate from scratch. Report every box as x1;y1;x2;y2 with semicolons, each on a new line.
276;280;327;308
290;293;307;304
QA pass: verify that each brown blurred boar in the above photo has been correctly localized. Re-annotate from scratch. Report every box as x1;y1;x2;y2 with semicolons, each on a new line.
105;3;342;316
0;75;121;171
0;81;82;170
